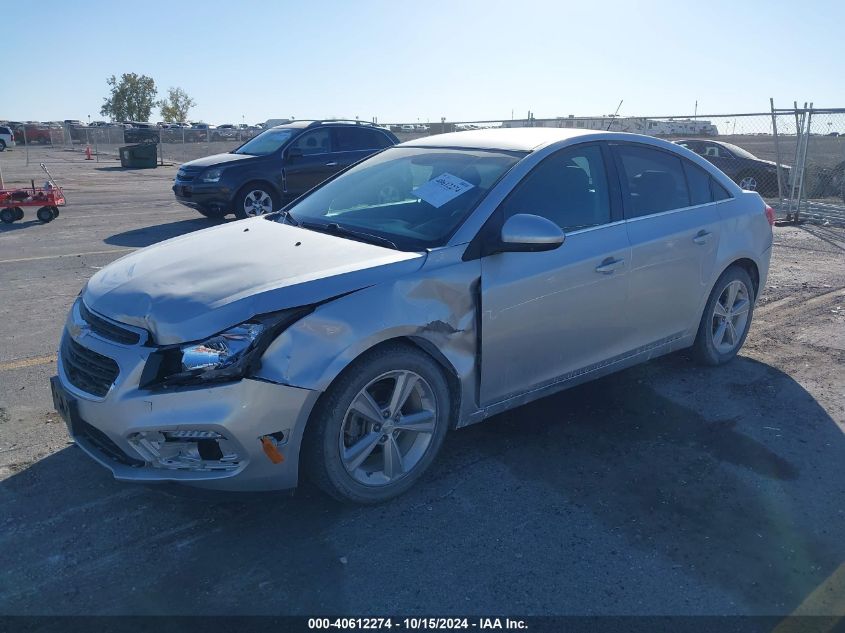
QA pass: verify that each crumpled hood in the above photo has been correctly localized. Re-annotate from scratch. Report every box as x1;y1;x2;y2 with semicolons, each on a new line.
84;218;425;344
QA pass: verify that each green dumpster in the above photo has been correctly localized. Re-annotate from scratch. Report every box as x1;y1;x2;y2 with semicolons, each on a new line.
119;143;158;168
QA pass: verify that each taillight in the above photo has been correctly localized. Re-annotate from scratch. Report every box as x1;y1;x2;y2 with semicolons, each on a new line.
764;204;775;227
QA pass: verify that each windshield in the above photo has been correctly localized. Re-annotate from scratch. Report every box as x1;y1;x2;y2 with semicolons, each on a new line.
233;128;296;155
279;146;524;250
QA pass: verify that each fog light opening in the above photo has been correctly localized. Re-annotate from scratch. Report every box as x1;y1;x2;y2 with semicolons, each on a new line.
197;438;224;461
128;430;242;472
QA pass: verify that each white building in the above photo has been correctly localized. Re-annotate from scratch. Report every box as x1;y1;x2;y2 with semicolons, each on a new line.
503;116;718;136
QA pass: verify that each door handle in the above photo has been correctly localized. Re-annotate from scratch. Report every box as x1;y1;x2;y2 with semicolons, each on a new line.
693;230;712;245
595;257;625;274
325;161;338;167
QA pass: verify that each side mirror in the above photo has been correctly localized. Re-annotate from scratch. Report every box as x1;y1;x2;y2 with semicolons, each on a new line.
286;146;303;159
498;213;565;253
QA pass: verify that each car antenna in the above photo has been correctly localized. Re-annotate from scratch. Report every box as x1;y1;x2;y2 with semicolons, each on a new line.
606;100;623;131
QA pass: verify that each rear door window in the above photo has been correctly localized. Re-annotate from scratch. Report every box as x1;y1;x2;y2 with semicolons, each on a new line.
614;144;691;218
683;160;713;205
292;129;332;155
334;127;392;151
711;179;733;201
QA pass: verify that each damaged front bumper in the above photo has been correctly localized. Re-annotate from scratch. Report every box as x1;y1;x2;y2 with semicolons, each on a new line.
53;302;320;491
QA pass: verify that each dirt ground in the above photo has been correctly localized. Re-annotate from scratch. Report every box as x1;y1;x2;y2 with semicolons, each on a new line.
1;147;844;617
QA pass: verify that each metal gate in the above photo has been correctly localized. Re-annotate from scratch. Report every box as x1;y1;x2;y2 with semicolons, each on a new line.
772;102;845;225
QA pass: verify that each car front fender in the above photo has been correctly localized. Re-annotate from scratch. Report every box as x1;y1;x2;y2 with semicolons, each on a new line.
254;248;481;427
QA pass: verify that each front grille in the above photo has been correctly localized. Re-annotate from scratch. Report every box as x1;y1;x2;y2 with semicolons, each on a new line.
80;302;140;345
75;418;143;467
61;337;119;397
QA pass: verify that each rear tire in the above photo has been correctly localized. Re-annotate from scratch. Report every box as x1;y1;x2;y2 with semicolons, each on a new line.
36;206;54;223
13;207;24;221
693;266;755;366
737;172;759;192
302;343;451;504
0;208;15;224
0;140;6;151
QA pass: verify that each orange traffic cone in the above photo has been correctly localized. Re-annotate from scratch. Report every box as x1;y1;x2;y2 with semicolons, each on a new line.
85;145;93;160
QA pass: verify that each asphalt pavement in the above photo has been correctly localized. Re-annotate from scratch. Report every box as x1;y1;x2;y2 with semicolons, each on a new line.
1;147;844;616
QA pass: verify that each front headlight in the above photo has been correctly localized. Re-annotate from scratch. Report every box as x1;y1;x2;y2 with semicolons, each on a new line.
200;167;223;183
141;307;311;388
181;322;264;374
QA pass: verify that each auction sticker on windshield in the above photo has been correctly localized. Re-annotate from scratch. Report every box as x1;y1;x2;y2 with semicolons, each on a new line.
413;173;475;208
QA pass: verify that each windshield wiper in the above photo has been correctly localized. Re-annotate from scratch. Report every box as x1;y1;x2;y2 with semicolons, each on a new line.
300;221;398;250
277;210;300;226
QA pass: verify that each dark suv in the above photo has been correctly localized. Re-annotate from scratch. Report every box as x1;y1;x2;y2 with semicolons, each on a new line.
172;120;399;218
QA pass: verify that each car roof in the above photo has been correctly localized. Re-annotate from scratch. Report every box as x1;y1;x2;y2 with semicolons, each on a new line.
270;120;392;131
401;127;600;151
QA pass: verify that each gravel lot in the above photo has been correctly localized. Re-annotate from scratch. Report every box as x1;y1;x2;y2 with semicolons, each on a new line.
1;147;844;616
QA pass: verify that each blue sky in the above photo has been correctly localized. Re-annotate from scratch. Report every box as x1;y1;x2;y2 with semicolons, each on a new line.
4;0;844;124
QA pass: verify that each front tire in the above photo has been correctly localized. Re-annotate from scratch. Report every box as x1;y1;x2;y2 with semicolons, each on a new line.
693;266;755;366
303;343;451;504
233;183;279;219
197;206;226;220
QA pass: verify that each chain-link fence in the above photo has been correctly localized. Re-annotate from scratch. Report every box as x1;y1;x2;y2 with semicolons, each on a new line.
8;105;843;224
784;108;845;225
13;123;263;165
384;106;844;225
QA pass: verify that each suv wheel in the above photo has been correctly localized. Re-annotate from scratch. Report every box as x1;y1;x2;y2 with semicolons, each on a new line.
0;140;6;151
303;343;451;504
234;183;278;219
693;266;755;366
197;206;225;220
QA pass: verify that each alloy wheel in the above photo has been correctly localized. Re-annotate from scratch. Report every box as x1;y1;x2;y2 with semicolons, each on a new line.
711;280;750;354
739;175;758;191
339;370;437;486
242;190;274;216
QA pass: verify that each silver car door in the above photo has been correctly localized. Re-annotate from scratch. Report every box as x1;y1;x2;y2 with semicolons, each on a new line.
612;142;722;349
479;144;632;407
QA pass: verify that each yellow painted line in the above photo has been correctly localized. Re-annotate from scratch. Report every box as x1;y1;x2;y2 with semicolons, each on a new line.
773;561;845;633
0;354;57;372
0;248;134;264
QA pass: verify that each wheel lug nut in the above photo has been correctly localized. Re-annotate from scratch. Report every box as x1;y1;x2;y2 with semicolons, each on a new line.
380;435;388;443
393;430;399;437
382;410;390;419
373;423;381;432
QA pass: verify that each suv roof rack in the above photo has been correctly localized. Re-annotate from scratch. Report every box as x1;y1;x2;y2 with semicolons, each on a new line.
299;119;381;128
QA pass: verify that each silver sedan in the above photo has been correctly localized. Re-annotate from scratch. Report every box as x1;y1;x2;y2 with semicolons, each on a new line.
51;128;774;503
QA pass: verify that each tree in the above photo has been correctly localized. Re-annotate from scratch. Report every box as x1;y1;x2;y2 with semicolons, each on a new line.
100;73;158;122
158;87;197;123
